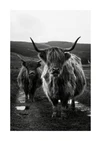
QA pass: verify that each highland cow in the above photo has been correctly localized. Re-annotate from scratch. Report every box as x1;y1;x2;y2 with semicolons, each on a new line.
30;37;86;117
17;55;42;102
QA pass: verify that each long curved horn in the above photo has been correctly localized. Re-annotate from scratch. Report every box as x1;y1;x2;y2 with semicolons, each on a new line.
30;37;42;52
64;36;81;52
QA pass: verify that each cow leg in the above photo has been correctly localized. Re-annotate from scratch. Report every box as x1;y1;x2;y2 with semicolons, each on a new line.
29;87;37;102
56;100;62;117
24;88;29;103
25;93;29;103
52;105;61;118
61;99;69;118
31;94;34;102
51;99;59;117
71;99;75;111
52;106;57;117
44;94;55;117
44;92;59;117
61;94;70;109
29;93;32;102
29;91;35;102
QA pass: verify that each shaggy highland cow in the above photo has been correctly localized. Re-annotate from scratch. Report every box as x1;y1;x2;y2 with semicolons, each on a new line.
17;55;42;102
30;37;86;117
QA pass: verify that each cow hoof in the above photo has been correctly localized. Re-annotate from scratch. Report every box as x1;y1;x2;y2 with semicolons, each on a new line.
52;112;57;118
61;111;67;118
56;111;61;118
71;106;75;111
52;112;62;118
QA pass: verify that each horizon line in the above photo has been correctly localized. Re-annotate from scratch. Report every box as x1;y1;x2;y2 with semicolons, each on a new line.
10;40;91;44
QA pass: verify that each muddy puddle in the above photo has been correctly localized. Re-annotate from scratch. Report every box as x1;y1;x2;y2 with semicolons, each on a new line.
16;106;26;110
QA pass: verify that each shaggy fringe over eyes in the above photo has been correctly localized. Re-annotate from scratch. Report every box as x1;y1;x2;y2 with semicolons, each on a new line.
47;48;65;63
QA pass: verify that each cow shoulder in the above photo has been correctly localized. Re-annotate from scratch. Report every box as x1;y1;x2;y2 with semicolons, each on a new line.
41;65;49;82
43;72;50;83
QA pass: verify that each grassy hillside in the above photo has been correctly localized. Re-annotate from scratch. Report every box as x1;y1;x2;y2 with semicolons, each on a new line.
10;41;91;64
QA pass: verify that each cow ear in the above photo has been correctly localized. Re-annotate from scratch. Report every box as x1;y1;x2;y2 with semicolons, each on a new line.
38;52;47;62
64;52;71;60
21;60;26;67
37;60;41;68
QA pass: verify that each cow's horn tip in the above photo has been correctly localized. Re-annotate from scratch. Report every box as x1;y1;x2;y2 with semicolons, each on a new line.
30;37;32;40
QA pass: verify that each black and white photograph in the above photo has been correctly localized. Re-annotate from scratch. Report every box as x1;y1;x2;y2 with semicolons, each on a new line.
10;10;91;131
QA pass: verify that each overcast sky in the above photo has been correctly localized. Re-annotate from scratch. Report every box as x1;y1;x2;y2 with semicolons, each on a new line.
10;10;90;43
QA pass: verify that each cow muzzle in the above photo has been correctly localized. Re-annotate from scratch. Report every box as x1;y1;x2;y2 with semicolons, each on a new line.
52;68;60;77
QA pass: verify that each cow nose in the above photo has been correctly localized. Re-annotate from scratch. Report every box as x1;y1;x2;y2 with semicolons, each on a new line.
52;68;60;76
